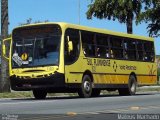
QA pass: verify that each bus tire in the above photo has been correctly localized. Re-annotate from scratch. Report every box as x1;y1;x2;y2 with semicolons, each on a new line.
118;75;137;96
78;75;92;98
91;89;101;97
33;89;47;99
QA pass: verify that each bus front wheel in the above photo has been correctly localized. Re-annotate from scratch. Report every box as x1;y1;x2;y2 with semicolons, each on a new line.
118;75;137;96
78;75;92;98
33;89;47;99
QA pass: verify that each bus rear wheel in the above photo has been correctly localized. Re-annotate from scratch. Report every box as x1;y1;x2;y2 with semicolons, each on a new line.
118;75;137;96
78;75;92;98
33;89;47;99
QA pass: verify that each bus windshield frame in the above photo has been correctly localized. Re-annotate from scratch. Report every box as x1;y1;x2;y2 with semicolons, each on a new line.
12;24;62;68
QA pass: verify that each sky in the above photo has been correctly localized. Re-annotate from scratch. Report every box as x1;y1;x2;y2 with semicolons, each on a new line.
0;0;160;54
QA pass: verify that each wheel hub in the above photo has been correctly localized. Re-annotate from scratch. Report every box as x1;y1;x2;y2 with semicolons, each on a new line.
84;81;91;93
131;82;136;92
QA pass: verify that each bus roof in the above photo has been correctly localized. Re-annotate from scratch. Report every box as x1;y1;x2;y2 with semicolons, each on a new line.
13;22;154;41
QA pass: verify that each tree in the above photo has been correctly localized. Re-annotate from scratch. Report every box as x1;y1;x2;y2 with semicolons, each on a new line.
86;0;142;34
137;0;160;37
0;0;10;92
19;18;49;26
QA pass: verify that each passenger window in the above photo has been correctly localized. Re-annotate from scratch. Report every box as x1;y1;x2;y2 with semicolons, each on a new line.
110;37;123;59
81;31;96;57
96;34;109;58
136;41;144;61
124;39;137;60
143;41;155;62
64;29;80;64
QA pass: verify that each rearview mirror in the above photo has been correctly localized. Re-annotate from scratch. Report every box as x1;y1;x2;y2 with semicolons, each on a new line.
67;36;73;53
3;44;6;55
2;38;11;60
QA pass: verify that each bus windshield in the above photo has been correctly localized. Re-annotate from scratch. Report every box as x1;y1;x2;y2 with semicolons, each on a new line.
12;24;62;68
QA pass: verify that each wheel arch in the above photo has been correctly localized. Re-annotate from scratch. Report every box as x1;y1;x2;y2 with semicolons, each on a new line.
83;70;93;83
130;72;137;82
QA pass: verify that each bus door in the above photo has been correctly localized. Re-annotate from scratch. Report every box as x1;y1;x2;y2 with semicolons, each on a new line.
64;29;80;83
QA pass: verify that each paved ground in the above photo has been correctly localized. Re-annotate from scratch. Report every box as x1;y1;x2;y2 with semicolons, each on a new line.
0;92;160;120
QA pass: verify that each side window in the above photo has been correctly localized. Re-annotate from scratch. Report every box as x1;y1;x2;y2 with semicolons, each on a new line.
110;37;123;59
81;31;96;57
143;41;155;62
124;39;137;60
96;34;109;58
64;28;80;64
136;41;144;61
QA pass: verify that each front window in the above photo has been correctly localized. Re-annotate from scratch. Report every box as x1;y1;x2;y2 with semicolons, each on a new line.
12;24;61;68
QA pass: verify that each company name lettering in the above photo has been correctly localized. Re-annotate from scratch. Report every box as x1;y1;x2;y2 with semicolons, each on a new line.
120;65;136;70
87;58;110;67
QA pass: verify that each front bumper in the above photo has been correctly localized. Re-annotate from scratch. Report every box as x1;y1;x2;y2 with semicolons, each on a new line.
10;72;65;91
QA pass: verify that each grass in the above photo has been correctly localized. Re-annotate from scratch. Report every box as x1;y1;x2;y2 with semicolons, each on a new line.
137;86;160;92
0;92;79;99
0;91;33;99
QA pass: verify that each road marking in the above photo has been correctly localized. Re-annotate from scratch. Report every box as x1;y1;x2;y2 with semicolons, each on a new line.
130;106;140;110
79;112;100;115
67;112;77;116
139;105;160;110
0;100;58;106
78;105;160;115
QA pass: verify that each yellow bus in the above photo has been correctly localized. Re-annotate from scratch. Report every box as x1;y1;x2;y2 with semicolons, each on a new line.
3;22;157;99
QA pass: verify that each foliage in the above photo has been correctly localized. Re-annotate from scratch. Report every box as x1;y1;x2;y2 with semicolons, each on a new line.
86;0;142;34
20;18;49;26
136;0;160;37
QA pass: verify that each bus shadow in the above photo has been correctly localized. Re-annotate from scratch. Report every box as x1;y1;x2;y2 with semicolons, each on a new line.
12;92;156;101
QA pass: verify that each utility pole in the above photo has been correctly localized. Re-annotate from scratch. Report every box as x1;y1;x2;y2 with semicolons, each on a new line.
0;0;10;92
78;0;80;25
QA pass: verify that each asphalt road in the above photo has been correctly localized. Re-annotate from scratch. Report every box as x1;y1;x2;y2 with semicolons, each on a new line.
0;92;160;120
